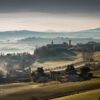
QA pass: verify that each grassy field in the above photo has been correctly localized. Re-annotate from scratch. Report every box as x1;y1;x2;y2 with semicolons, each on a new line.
52;70;100;100
32;52;83;70
94;52;100;61
0;78;100;100
92;70;100;77
0;52;100;100
53;89;100;100
32;52;100;71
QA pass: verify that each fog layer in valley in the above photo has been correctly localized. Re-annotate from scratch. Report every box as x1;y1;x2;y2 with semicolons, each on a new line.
0;28;100;54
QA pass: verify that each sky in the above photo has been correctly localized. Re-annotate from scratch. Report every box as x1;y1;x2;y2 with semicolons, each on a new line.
0;0;100;32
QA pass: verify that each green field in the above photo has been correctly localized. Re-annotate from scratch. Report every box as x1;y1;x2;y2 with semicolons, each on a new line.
0;69;100;100
52;70;100;100
53;89;100;100
0;78;100;100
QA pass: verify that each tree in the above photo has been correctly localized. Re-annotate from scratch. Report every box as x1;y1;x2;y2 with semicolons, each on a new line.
0;70;4;78
66;64;77;75
37;67;45;76
80;66;93;80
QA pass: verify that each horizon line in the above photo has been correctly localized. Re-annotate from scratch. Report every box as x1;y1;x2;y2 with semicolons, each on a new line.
0;27;100;33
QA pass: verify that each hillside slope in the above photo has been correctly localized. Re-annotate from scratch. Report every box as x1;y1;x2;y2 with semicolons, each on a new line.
53;89;100;100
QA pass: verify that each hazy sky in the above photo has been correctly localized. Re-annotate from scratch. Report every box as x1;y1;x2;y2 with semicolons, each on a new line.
0;0;100;32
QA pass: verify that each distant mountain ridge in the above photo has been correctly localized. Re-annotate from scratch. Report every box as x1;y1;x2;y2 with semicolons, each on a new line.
0;28;100;41
82;28;100;32
70;28;100;39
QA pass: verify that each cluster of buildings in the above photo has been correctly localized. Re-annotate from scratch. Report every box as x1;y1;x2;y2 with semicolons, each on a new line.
34;40;75;58
71;41;100;51
71;41;100;62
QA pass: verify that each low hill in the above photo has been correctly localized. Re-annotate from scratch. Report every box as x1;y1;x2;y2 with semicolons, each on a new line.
0;27;100;41
34;43;76;62
19;37;100;46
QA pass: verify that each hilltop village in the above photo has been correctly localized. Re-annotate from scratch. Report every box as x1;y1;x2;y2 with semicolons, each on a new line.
0;40;100;84
34;40;100;62
34;40;76;60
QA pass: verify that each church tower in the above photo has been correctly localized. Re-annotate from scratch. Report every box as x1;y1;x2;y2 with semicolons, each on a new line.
51;40;54;46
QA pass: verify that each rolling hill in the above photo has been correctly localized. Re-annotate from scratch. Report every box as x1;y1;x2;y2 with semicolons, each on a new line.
0;28;100;54
0;28;100;41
